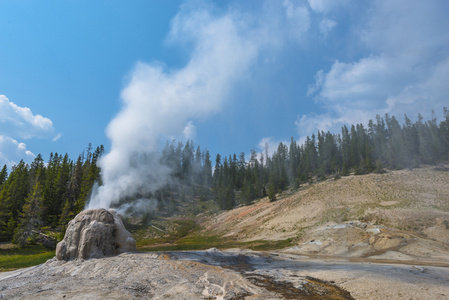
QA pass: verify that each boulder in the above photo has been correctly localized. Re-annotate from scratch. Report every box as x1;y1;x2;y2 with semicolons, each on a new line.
56;208;136;261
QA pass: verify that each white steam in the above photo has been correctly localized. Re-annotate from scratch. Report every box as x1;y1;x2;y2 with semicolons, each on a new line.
87;5;263;210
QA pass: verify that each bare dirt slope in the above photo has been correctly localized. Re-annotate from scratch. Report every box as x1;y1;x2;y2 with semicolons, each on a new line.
205;166;449;263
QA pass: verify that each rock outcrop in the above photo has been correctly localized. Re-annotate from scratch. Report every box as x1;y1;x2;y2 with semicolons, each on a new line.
56;208;136;261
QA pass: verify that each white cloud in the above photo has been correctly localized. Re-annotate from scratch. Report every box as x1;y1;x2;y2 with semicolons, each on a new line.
319;18;336;36
258;137;278;158
307;0;349;14
0;95;60;168
183;121;196;140
283;0;311;41
0;95;56;140
52;133;62;142
300;0;449;137
296;113;340;138
0;135;35;168
257;137;290;159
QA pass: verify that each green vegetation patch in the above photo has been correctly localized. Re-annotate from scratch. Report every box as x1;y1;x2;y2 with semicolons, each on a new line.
0;244;54;272
138;236;228;252
137;234;236;251
134;217;295;252
135;218;200;247
242;238;294;251
137;237;294;252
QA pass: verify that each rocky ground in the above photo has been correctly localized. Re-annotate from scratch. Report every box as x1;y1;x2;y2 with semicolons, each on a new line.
205;167;449;264
1;166;448;299
1;249;448;299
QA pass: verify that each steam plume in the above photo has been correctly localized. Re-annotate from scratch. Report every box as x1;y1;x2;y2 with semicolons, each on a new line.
87;5;261;210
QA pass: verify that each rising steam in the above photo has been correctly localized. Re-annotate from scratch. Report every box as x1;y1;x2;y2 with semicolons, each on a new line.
87;5;263;211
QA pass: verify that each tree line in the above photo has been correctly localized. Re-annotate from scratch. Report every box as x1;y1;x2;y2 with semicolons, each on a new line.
0;108;448;245
158;108;449;211
0;145;103;244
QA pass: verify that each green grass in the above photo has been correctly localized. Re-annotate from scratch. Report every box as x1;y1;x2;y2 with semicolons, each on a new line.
243;238;294;251
137;233;295;252
134;217;296;252
0;245;54;272
137;234;234;251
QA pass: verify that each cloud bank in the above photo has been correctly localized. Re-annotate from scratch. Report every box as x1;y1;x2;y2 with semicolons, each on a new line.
298;0;449;137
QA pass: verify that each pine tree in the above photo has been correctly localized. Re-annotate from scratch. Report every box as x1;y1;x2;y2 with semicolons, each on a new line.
53;154;72;224
202;150;213;187
385;116;403;168
213;154;222;187
441;107;449;160
0;160;30;241
193;146;203;184
12;181;44;246
402;114;420;167
267;183;276;202
75;145;103;213
236;152;246;189
289;138;299;187
42;153;60;224
0;165;7;187
417;113;433;164
182;141;194;181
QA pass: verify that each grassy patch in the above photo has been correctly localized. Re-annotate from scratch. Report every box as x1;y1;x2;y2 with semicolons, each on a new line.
243;238;294;251
137;233;294;252
321;207;351;223
135;218;200;247
137;234;237;251
134;216;296;252
0;244;54;272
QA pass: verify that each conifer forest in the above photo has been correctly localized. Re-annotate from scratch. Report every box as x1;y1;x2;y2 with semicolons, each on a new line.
1;108;448;246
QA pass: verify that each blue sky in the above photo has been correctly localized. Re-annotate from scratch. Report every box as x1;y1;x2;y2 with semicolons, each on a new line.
1;0;449;169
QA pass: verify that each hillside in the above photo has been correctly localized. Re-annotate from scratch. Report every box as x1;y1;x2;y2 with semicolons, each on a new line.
203;165;449;263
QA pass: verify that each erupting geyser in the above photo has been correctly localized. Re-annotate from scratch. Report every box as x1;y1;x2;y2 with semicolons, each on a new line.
56;208;136;261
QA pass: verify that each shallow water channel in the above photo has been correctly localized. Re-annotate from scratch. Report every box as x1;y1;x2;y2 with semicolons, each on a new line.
165;249;355;299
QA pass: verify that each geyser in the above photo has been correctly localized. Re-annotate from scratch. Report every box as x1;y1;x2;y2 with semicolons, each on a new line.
86;4;264;211
56;208;136;261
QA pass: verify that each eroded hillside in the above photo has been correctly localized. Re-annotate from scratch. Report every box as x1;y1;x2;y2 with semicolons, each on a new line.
203;166;449;262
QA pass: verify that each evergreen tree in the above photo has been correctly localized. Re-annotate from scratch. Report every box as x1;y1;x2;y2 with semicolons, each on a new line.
236;152;246;189
267;183;276;202
0;160;29;241
440;107;449;160
289;138;300;187
75;145;103;213
0;165;8;187
13;181;44;246
213;154;222;187
417;113;433;164
182;141;194;181
385;115;403;168
202;150;213;187
341;126;351;175
42;153;60;224
193;146;202;184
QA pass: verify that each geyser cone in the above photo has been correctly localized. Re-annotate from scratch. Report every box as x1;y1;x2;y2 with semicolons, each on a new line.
56;208;136;261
